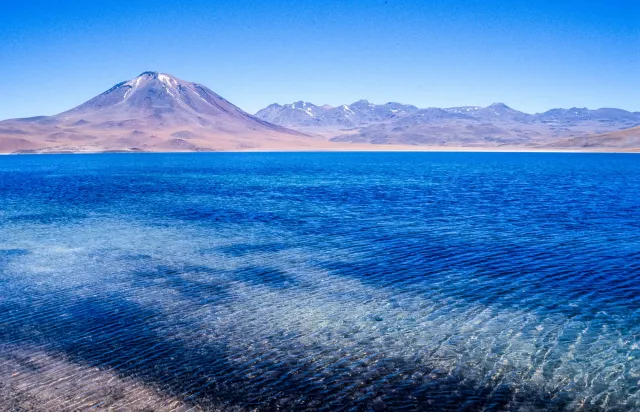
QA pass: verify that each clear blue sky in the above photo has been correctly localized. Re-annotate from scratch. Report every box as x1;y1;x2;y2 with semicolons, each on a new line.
1;0;638;119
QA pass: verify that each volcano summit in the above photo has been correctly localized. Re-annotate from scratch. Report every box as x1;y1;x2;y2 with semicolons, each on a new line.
0;72;310;153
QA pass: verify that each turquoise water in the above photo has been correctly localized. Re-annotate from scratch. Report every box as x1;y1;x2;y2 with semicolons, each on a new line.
0;152;639;410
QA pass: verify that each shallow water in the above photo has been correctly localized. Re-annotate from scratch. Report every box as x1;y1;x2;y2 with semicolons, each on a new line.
0;152;639;411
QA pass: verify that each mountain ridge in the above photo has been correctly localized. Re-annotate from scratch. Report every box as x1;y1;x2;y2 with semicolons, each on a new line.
256;100;640;127
0;72;638;153
255;100;640;148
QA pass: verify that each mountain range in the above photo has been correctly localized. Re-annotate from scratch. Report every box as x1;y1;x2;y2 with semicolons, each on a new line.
255;101;640;149
0;71;638;153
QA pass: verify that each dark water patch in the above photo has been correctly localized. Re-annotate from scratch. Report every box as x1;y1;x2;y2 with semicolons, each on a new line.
217;242;291;257
233;266;298;289
318;232;640;316
129;264;232;306
170;207;301;227
0;248;29;258
118;252;154;261
6;212;88;225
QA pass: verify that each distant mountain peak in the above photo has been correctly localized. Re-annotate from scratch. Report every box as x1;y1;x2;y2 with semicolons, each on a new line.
488;102;511;109
0;71;306;153
135;71;177;80
126;71;179;88
138;71;160;78
55;71;302;133
350;99;375;109
339;104;356;113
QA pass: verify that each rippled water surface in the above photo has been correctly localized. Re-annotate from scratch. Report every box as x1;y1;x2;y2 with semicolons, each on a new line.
1;152;639;411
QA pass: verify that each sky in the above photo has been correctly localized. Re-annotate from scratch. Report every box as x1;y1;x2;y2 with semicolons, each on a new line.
0;0;638;119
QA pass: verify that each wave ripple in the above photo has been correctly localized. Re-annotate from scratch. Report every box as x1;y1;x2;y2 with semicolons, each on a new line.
0;152;639;411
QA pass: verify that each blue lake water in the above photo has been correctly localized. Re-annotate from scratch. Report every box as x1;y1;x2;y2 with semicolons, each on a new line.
0;152;639;411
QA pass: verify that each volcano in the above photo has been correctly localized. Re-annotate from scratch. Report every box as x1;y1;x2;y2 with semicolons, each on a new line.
0;71;311;153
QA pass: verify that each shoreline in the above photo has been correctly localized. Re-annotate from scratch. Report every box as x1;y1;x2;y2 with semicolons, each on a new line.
2;145;639;155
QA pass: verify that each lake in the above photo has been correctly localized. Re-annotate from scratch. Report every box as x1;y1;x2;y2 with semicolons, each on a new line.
0;152;639;411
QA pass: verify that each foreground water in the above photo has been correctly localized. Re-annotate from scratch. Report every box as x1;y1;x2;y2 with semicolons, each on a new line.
0;152;639;411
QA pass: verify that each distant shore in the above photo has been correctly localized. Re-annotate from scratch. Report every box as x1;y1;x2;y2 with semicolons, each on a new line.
4;144;639;155
235;144;640;154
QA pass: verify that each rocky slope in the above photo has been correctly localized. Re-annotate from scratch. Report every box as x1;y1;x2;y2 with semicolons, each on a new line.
546;125;640;150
